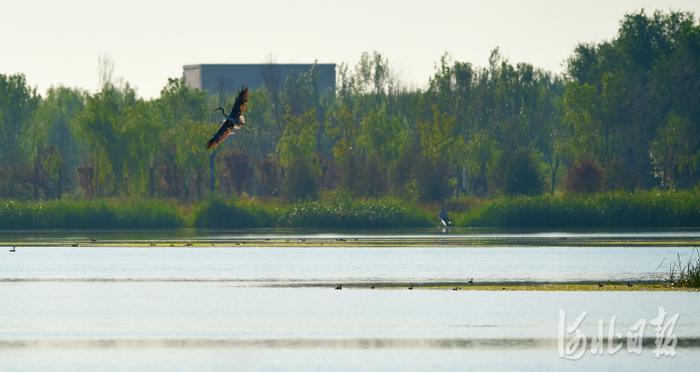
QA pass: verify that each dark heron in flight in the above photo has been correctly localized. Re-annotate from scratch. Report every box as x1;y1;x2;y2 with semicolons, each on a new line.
206;87;250;150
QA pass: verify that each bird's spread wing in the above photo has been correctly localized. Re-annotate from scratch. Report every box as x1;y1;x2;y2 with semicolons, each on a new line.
228;87;249;119
206;87;249;150
206;120;235;149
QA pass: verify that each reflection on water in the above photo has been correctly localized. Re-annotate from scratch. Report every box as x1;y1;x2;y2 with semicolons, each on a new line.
3;284;700;338
3;348;699;372
1;284;699;371
3;228;700;243
2;284;700;339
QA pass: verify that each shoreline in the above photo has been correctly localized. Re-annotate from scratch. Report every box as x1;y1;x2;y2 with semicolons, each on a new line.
3;234;697;292
3;237;700;248
0;278;692;291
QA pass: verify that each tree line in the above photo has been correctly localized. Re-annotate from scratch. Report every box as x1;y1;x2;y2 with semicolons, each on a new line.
0;10;698;202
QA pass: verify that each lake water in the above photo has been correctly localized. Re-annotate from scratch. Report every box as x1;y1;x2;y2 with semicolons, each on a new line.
1;230;699;370
1;244;697;283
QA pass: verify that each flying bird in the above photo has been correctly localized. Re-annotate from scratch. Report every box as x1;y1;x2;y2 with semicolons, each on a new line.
206;87;249;149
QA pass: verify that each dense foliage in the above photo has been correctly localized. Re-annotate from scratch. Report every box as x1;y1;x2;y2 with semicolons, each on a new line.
0;11;699;209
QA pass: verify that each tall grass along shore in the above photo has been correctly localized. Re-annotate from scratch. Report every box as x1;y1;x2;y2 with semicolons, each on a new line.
0;199;183;229
459;191;700;229
1;191;699;230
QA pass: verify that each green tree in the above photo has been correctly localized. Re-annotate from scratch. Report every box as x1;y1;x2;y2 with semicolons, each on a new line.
25;87;84;198
500;149;543;196
0;74;40;198
277;108;320;199
650;114;699;189
565;157;604;193
415;107;459;200
76;83;137;196
564;10;700;190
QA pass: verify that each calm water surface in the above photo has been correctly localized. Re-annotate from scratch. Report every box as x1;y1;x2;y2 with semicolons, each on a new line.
1;230;699;371
1;284;699;371
0;246;696;282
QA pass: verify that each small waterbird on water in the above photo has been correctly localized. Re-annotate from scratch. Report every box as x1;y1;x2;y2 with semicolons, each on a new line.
206;87;249;149
335;284;342;290
438;206;452;233
9;246;15;252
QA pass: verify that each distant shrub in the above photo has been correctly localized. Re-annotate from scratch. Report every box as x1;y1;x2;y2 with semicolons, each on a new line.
415;157;450;201
282;155;320;200
566;157;604;193
256;156;280;197
222;150;253;197
355;153;388;197
193;197;274;228
501;150;543;196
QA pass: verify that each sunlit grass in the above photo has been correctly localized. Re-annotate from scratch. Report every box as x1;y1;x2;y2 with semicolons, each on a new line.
2;190;699;229
278;196;432;228
0;199;183;229
458;191;700;228
669;250;700;288
193;196;276;228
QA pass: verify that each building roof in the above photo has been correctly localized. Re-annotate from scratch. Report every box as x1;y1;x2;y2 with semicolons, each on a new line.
183;63;336;95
